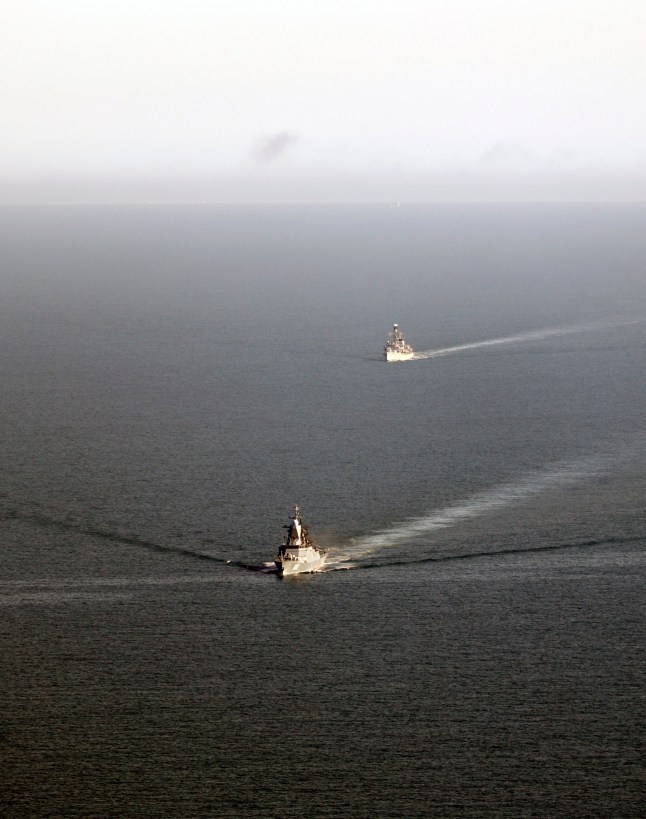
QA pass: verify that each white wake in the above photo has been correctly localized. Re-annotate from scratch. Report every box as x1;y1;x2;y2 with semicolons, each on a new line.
410;318;644;361
332;449;628;563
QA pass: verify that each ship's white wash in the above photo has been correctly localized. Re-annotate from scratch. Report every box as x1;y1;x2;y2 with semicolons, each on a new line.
275;505;326;576
384;323;414;361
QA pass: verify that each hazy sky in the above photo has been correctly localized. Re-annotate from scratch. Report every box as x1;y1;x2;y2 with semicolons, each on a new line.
2;0;645;202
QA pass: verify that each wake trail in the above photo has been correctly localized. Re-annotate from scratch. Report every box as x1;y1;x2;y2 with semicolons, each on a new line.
0;508;228;565
332;441;646;565
0;573;237;606
329;534;646;572
410;317;645;362
1;574;235;590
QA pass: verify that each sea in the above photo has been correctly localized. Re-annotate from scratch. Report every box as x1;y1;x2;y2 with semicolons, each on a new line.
1;203;644;818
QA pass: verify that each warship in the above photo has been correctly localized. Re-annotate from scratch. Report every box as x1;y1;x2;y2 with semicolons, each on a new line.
275;505;326;576
384;323;414;361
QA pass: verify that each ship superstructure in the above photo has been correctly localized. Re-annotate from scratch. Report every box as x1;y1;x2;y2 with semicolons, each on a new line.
275;505;326;576
384;323;414;361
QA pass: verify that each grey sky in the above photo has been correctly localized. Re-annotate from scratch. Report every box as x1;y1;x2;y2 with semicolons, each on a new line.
1;0;645;202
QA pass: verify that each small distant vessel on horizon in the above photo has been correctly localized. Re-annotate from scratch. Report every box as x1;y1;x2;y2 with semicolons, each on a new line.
275;505;326;576
384;323;415;362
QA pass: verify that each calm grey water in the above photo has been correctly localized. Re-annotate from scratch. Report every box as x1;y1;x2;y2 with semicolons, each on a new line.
1;204;645;817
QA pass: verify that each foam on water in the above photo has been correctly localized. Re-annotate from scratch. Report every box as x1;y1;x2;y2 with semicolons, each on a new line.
411;318;645;361
0;591;134;606
0;573;232;606
331;447;634;564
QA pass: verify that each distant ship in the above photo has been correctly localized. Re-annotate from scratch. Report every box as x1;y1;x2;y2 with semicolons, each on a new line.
384;323;414;362
275;505;326;576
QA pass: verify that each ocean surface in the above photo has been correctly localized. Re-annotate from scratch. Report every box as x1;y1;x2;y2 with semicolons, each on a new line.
1;204;644;817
